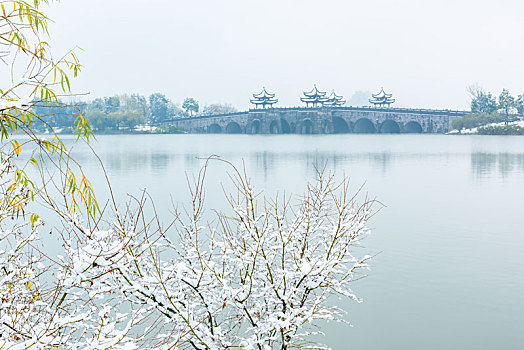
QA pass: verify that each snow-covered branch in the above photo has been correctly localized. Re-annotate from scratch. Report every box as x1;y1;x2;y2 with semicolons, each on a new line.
0;159;375;349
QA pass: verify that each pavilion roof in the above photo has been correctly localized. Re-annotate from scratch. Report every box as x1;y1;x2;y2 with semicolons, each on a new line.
328;90;344;100
253;87;276;99
371;87;393;99
369;87;395;104
303;84;327;97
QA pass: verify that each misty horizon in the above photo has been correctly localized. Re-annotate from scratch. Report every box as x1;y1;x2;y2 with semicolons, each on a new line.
45;0;523;110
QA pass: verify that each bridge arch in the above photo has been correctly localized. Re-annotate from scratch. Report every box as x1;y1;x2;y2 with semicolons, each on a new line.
321;119;331;134
332;117;350;133
269;120;280;134
299;119;314;134
249;120;261;134
354;118;376;133
226;121;242;134
269;119;291;134
379;119;401;133
404;121;423;133
281;119;291;134
207;124;222;133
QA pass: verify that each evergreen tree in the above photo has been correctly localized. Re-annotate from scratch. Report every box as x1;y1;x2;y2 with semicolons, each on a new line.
103;96;120;113
516;94;524;115
498;89;515;116
149;93;170;123
182;97;199;116
468;85;497;114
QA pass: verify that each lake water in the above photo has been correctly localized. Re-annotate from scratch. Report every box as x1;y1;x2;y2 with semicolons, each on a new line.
68;134;524;349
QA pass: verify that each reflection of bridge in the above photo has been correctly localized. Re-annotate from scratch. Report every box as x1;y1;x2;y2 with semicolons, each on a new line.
168;107;466;134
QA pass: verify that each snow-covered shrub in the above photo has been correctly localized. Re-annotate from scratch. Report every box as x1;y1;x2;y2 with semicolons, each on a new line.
1;158;374;349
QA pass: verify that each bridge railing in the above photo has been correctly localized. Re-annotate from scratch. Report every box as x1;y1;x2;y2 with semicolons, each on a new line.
251;106;468;116
162;111;250;123
163;106;468;123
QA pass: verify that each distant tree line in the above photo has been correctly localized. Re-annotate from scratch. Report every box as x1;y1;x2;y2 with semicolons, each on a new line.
452;87;524;130
34;94;238;133
468;86;523;115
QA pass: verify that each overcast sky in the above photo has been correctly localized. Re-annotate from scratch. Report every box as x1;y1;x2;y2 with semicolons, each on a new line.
46;0;524;110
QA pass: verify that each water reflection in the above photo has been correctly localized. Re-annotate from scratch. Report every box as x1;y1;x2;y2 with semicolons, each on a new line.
368;152;392;173
98;151;524;181
150;152;170;171
247;151;395;180
471;153;524;178
184;153;200;168
254;152;275;182
104;152;150;174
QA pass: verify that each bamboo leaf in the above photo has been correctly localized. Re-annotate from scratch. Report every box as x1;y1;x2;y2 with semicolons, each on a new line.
11;140;21;156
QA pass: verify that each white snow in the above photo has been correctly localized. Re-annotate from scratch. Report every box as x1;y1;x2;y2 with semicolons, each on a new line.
449;119;524;134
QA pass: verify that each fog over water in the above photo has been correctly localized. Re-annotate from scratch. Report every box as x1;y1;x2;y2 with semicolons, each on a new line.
55;134;524;350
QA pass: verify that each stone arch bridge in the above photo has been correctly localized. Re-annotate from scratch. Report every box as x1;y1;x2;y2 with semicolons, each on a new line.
167;107;465;134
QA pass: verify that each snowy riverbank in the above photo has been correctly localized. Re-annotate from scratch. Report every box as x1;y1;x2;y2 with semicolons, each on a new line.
449;119;524;135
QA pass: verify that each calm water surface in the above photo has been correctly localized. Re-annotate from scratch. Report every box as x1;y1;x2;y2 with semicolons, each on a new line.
69;134;524;349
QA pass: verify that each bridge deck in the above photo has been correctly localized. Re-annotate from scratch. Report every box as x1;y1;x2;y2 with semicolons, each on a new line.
166;106;467;123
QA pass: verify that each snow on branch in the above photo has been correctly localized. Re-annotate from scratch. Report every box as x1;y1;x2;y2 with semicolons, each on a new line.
0;159;376;349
